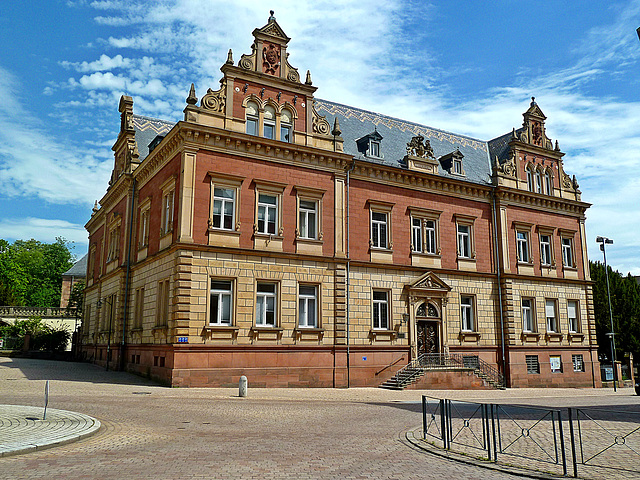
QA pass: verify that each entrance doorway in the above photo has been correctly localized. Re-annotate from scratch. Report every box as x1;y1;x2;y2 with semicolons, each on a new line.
417;321;439;355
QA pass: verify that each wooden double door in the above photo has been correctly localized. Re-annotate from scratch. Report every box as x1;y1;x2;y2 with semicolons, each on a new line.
417;321;439;355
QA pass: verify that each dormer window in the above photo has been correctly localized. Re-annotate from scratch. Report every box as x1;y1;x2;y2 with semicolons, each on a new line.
356;130;383;158
453;157;463;174
439;148;465;176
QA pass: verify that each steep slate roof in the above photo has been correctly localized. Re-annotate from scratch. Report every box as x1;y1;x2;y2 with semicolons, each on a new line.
315;99;493;185
63;253;88;278
131;101;493;186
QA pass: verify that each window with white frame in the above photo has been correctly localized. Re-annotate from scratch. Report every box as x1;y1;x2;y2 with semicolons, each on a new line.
460;295;474;332
369;139;381;158
544;170;553;195
256;282;277;326
245;101;259;136
517;231;530;263
210;280;233;325
372;290;389;329
526;166;534;192
263;105;276;139
567;300;579;333
535;169;542;193
411;217;422;253
212;187;235;230
561;236;574;267
550;355;562;373
410;208;440;255
545;299;558;333
371;211;388;249
298;200;317;239
572;354;584;372
298;285;318;328
160;178;175;237
540;233;552;266
106;223;121;263
280;108;292;143
522;298;534;332
453;157;463;174
138;199;150;249
425;220;437;254
257;193;278;235
457;223;471;258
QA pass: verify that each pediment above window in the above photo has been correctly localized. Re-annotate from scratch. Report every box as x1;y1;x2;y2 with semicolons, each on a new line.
407;271;451;295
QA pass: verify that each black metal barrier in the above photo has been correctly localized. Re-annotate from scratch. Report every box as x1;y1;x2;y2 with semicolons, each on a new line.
422;397;640;478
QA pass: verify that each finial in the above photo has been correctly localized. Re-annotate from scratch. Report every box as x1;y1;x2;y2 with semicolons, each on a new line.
332;117;342;137
269;10;276;22
555;140;560;151
531;96;536;106
92;200;99;213
226;49;234;65
511;127;516;139
305;70;312;85
186;83;197;105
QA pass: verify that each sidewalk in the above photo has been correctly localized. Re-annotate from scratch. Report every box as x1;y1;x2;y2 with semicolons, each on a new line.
0;405;100;457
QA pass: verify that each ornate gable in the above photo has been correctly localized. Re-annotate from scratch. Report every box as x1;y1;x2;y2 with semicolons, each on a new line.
520;97;553;150
407;272;451;295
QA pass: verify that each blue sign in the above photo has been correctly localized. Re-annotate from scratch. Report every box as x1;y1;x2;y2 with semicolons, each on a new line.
362;356;367;361
178;337;189;343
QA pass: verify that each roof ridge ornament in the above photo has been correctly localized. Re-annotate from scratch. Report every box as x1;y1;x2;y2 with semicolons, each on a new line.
268;10;276;23
186;83;198;105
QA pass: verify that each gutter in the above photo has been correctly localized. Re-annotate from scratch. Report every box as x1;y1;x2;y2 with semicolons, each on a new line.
120;175;136;371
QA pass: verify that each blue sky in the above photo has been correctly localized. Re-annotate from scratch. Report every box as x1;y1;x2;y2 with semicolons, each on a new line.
0;0;638;274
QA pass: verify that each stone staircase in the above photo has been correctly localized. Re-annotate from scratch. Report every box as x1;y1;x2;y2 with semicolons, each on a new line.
379;353;506;390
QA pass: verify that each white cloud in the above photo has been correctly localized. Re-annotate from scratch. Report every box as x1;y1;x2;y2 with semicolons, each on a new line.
0;217;89;251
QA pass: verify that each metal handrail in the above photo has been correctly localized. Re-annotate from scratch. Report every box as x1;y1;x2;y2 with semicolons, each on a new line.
393;353;505;388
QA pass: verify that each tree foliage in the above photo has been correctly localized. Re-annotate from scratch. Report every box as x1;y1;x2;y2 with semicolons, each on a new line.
590;261;640;361
0;316;70;352
0;238;74;307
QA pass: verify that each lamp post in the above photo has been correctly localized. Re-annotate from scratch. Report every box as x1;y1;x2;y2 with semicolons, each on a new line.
97;296;114;372
596;236;617;391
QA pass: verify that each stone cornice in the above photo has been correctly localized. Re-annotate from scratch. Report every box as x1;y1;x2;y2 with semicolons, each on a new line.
87;174;133;232
495;186;590;216
509;139;565;159
133;126;183;189
351;161;493;203
221;64;317;95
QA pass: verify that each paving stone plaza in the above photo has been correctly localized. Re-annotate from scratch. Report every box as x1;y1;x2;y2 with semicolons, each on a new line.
0;357;638;479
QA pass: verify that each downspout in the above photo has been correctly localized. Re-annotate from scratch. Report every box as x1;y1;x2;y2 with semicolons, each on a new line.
120;175;136;371
491;188;507;385
346;159;356;388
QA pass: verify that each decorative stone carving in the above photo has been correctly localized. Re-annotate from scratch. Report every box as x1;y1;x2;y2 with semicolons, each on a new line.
284;53;300;82
312;102;330;135
406;134;434;158
262;43;280;75
186;83;197;105
562;172;573;189
239;44;256;70
200;79;226;113
496;150;517;177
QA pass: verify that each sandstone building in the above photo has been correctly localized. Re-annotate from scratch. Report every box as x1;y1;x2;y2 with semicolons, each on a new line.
81;13;600;388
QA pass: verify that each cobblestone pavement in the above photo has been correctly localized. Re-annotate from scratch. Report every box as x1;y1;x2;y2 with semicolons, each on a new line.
1;357;638;479
0;405;100;456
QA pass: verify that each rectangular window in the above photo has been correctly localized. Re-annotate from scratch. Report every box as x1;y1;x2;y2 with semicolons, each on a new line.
134;287;144;329
369;140;380;158
371;211;388;249
256;282;277;326
139;208;150;248
460;295;474;332
280;124;291;143
257;193;278;235
567;300;579;333
425;220;436;254
522;298;534;332
298;285;318;328
212;187;235;230
162;190;174;236
572;354;585;372
562;237;574;267
457;224;471;258
411;217;422;253
526;355;540;374
453;158;463;174
545;299;557;332
264;123;274;139
517;231;529;263
298;200;317;239
246;117;258;136
372;290;389;330
540;234;552;265
550;355;562;373
156;280;170;326
210;280;233;325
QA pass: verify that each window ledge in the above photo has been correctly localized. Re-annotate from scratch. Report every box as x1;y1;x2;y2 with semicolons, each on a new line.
296;237;323;245
251;326;283;332
563;265;577;271
568;332;585;342
370;329;398;340
521;332;541;342
295;327;325;342
204;325;239;331
545;332;563;342
294;327;324;333
254;233;283;240
130;327;143;333
152;325;168;332
411;251;441;258
370;247;393;252
208;228;241;235
459;331;481;342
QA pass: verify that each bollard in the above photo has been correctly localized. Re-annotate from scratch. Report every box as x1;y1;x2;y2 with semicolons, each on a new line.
239;375;247;397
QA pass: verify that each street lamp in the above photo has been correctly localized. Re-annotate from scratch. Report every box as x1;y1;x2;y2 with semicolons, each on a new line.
96;296;114;372
596;236;617;391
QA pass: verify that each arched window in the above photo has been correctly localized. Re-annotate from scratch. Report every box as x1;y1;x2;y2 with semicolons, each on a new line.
263;105;276;139
535;169;542;193
544;170;553;195
280;108;292;143
526;166;534;192
245;101;259;136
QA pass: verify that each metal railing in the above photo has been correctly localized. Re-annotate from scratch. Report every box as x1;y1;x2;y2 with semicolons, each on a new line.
569;406;640;478
392;353;505;389
0;306;76;318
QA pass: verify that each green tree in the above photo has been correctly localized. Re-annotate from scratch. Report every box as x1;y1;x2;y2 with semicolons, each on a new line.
590;261;640;361
0;238;74;307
